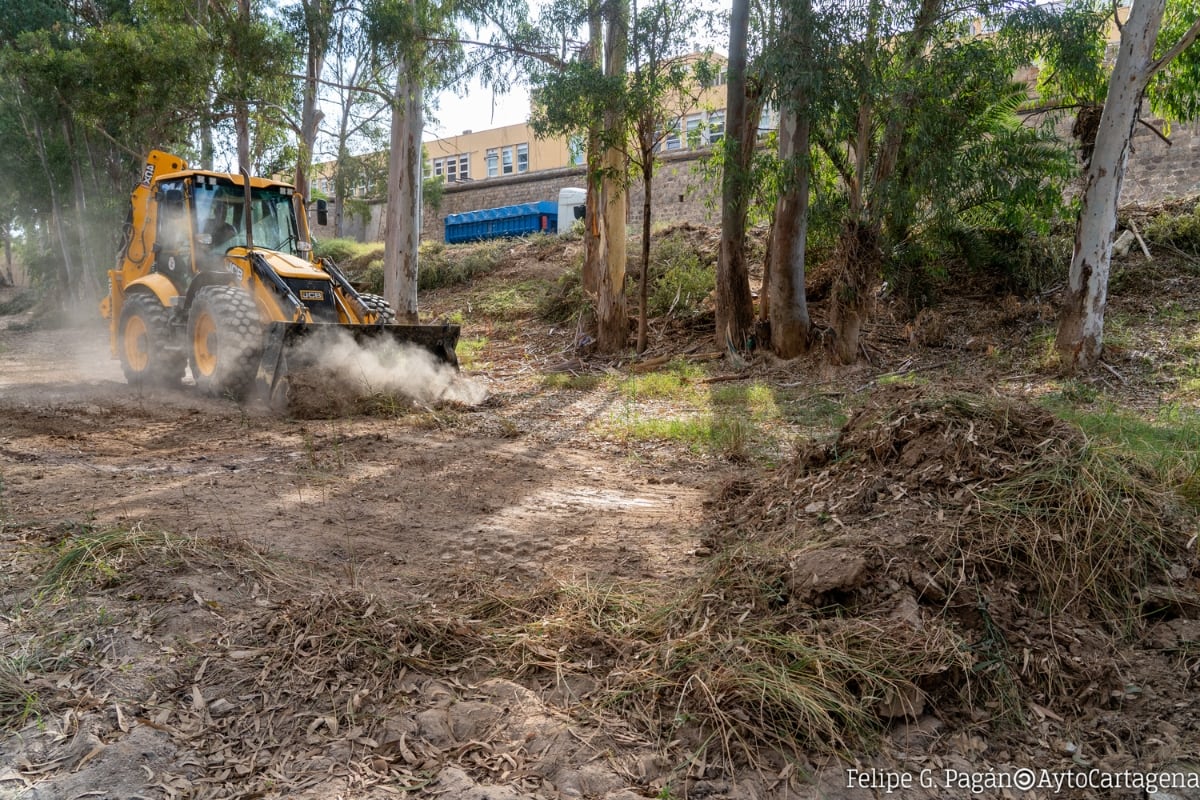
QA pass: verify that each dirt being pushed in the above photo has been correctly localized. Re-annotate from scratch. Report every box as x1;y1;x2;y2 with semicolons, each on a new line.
704;383;1200;784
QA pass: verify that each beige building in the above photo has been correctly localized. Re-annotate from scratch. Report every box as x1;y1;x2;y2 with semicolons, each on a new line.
420;54;733;185
423;122;580;183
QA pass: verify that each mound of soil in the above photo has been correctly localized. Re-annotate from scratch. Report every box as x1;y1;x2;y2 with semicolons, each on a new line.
703;383;1200;778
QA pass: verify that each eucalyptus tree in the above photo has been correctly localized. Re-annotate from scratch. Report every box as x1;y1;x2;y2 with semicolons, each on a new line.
205;0;299;175
1055;0;1200;371
763;0;821;357
626;4;717;353
757;0;1084;364
0;0;213;299
321;8;392;236
284;0;338;200
716;0;756;354
528;0;634;353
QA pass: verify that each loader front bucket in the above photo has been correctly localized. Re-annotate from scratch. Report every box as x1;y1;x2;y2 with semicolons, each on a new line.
256;320;461;407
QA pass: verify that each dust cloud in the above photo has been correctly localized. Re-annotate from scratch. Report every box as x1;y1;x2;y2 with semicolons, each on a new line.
288;328;488;407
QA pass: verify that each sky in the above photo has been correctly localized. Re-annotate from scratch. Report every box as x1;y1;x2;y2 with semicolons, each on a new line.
421;0;730;142
425;80;533;141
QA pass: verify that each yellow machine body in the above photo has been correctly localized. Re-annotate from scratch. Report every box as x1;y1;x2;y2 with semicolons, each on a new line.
102;150;458;401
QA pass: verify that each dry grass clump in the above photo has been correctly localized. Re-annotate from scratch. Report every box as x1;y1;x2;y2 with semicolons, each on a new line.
704;383;1198;718
36;525;286;599
414;574;969;763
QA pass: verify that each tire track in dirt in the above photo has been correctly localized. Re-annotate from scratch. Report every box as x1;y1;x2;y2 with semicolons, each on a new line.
0;325;713;595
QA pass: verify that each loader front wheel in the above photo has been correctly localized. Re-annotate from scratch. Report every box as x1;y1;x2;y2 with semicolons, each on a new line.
188;285;263;400
119;291;185;387
358;293;396;324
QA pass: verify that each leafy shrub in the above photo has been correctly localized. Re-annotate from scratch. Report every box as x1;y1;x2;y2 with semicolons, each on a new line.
419;242;504;291
360;259;384;294
537;259;587;323
1142;205;1200;254
647;233;714;317
313;238;366;265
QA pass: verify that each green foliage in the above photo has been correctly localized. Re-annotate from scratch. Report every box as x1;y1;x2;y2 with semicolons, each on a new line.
536;259;587;323
1000;0;1110;105
420;241;504;291
313;237;369;264
361;259;384;294
646;233;714;317
1142;205;1200;254
1148;0;1200;122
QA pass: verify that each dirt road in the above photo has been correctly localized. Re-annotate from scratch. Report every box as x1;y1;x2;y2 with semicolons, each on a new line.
0;315;710;594
0;305;746;800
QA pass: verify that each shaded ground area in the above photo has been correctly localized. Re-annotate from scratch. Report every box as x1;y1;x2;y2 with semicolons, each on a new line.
1;225;1200;799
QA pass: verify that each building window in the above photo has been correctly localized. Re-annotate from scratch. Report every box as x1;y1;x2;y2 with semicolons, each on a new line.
708;110;725;145
458;154;469;180
685;114;703;149
516;143;529;173
568;135;585;166
433;158;444;177
502;147;514;175
486;149;499;177
664;120;682;151
446;158;457;182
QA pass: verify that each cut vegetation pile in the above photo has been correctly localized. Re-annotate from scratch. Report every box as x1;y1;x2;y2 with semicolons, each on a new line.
702;383;1199;739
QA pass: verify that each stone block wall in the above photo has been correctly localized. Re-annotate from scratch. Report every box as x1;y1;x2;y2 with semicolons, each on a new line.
311;116;1200;245
1122;117;1200;204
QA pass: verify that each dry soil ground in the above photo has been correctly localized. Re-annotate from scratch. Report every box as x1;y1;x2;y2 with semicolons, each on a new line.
1;230;1200;800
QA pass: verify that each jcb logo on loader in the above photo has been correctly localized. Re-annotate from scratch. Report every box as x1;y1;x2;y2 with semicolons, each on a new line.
299;290;324;301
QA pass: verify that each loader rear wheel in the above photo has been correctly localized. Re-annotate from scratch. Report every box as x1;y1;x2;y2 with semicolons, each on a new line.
188;285;263;400
358;293;396;324
119;291;184;387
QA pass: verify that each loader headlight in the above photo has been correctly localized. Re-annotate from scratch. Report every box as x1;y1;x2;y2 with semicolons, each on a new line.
197;233;213;245
296;241;312;253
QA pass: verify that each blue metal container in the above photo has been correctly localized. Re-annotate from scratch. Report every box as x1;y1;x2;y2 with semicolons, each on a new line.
443;201;559;244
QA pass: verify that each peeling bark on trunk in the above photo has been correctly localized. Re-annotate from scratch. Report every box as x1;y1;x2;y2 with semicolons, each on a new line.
295;0;330;201
596;0;628;354
637;152;653;354
768;109;812;358
384;58;423;324
715;0;756;353
582;2;604;300
830;220;881;365
1056;0;1165;371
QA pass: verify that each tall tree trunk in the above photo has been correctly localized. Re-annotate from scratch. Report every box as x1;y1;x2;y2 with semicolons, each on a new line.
384;58;423;323
62;117;101;300
637;150;653;354
767;0;813;358
1056;0;1166;370
1;226;12;285
596;0;628;353
768;111;812;357
197;0;214;169
31;119;75;302
829;0;942;365
236;0;252;173
295;0;330;200
715;0;755;353
582;0;604;300
830;220;880;364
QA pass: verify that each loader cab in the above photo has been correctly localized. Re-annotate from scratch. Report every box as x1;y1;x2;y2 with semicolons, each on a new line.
191;176;306;258
152;181;194;291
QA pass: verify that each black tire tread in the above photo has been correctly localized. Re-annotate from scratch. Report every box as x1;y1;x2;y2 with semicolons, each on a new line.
188;285;262;400
119;291;185;387
358;293;396;324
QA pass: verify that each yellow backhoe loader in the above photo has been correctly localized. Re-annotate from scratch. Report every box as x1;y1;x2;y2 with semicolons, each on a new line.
100;151;458;404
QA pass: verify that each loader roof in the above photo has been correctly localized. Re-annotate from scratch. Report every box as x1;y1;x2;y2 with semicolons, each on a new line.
154;167;296;193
